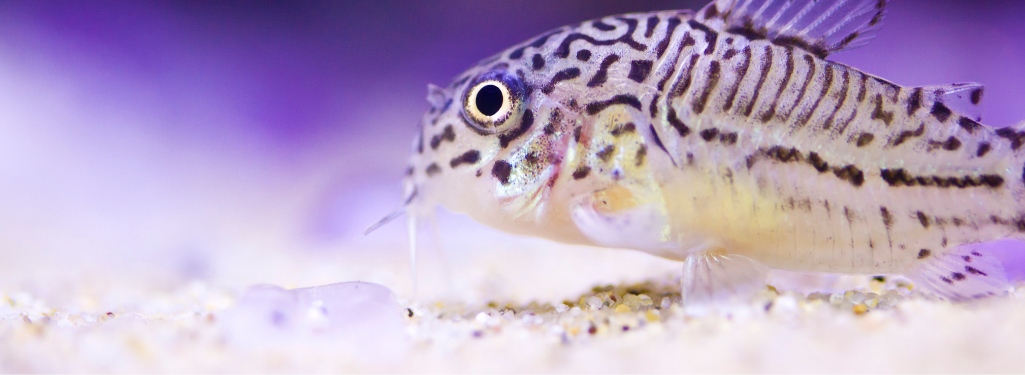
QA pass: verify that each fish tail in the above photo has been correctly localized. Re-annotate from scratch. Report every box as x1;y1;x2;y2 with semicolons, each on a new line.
997;121;1025;239
904;117;1025;298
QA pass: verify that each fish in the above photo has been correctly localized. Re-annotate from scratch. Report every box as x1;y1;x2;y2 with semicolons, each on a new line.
371;0;1025;304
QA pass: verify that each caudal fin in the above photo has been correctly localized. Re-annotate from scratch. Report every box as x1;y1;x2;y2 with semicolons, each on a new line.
903;245;1011;301
996;121;1025;240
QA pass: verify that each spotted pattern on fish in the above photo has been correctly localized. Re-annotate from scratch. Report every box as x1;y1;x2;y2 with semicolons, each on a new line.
400;1;1025;300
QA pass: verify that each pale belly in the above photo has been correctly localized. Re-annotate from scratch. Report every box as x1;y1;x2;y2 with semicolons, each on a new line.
656;166;921;275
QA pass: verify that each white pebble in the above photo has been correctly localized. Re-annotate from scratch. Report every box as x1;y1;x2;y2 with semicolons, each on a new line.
475;312;490;325
587;296;603;310
555;304;569;313
847;292;866;304
548;325;565;335
772;295;799;313
829;293;844;305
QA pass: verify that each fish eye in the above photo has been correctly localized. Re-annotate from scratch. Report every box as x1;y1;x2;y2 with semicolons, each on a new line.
462;70;524;134
476;84;503;116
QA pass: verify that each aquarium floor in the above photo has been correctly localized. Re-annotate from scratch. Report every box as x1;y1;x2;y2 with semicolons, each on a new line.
4;277;1025;371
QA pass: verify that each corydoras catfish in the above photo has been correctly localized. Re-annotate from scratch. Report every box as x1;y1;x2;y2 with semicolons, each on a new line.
371;0;1025;304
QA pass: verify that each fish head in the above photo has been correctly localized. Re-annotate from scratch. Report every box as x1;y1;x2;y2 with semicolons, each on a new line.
403;32;606;242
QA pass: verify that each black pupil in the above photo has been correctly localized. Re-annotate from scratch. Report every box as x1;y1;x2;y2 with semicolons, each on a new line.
475;84;504;117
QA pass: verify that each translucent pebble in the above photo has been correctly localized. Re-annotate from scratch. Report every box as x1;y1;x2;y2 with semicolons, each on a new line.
555;303;569;313
614;304;631;313
847;292;866;304
587;296;603;310
223;282;408;358
644;309;660;322
638;294;653;306
501;310;515;320
57;317;75;328
623;294;642;307
806;292;826;301
829;293;844;305
306;300;330;330
660;297;672;310
569;306;582;315
520;314;535;324
883;290;900;300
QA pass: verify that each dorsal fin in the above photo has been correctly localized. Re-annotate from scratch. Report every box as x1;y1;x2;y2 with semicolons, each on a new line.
698;0;888;58
922;82;985;122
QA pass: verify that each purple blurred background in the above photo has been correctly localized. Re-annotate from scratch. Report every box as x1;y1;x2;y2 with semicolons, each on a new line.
1;1;1023;292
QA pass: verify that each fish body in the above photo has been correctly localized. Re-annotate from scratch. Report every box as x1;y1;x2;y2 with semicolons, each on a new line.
397;0;1025;302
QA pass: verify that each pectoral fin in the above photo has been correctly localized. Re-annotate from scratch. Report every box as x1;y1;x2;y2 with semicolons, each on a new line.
681;249;768;309
569;190;672;252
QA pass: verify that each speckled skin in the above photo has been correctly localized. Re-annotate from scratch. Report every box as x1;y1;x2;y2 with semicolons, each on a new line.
401;0;1025;290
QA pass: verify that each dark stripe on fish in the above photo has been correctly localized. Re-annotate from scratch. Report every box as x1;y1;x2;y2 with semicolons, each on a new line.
795;63;834;128
585;95;642;115
628;60;654;83
669;54;700;98
746;146;864;187
686;20;718;55
783;54;817;122
667;107;690;137
881;168;1004;189
449;150;481;168
908;88;923;116
587;55;620;87
498;109;534;148
554;18;645;58
958;117;982;133
871;94;894;126
692;60;720;114
823;69;851;130
430;125;456;150
931;101;953;122
644;16;659;38
543;68;581;94
742;45;772;117
760;46;794;123
649;124;675;166
655;18;683;58
723;46;751;112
